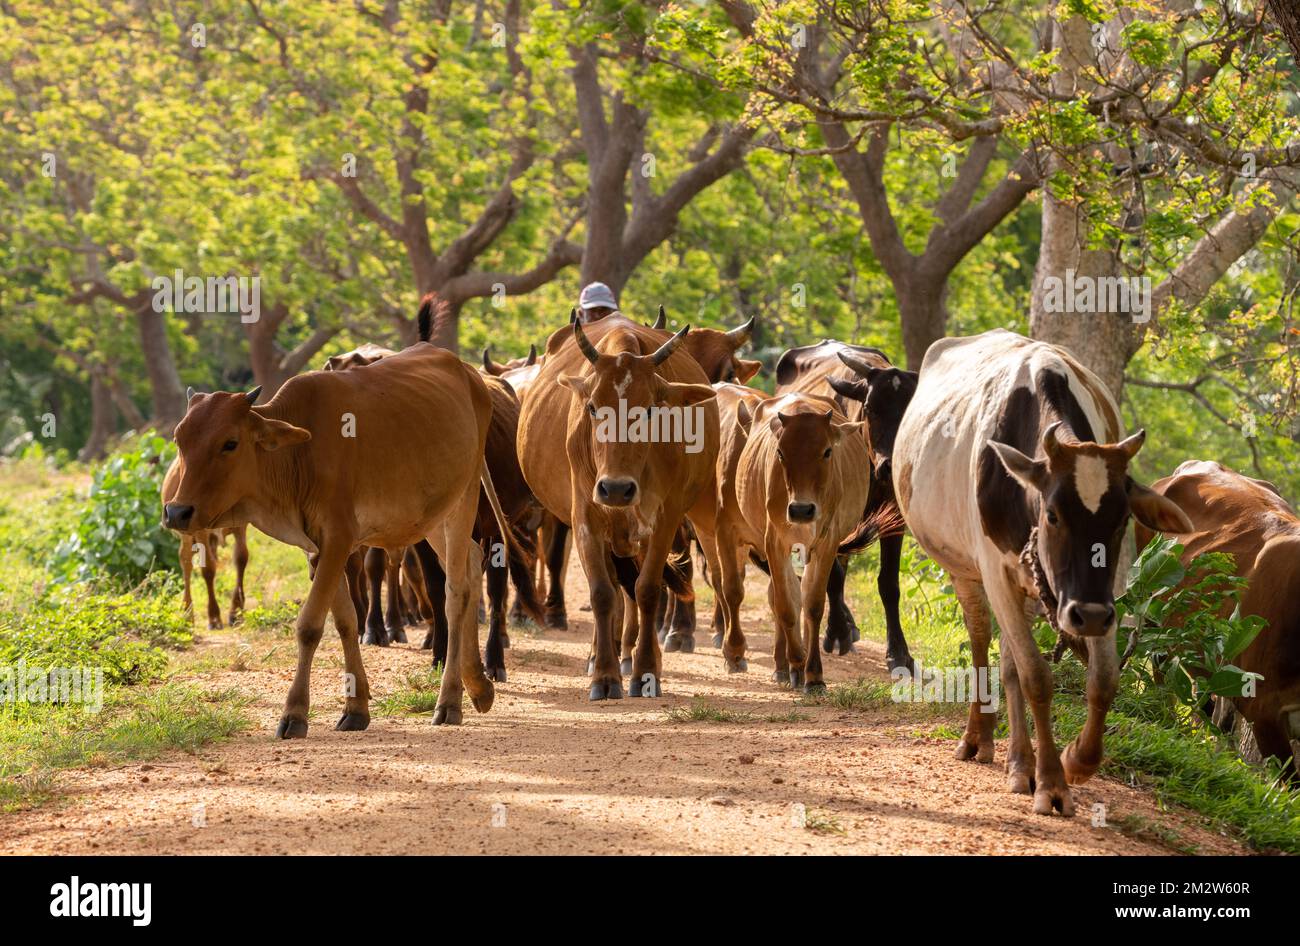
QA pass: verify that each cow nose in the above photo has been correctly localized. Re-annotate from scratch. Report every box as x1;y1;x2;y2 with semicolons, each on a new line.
164;503;195;531
787;502;817;523
1063;601;1115;636
595;478;638;507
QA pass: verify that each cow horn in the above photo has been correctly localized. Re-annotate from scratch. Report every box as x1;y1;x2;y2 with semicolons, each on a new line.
649;324;689;366
244;386;262;405
573;320;601;364
1041;421;1064;459
837;350;874;378
1115;428;1146;459
526;343;537;366
482;347;493;371
726;315;755;347
186;386;196;401
652;305;666;330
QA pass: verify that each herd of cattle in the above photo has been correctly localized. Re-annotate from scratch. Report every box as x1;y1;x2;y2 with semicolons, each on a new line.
159;299;1300;816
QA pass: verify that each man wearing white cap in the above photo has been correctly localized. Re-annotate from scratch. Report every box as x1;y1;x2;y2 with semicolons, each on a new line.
577;281;620;324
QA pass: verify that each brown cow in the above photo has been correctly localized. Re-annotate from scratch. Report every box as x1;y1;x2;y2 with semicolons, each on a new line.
163;299;506;736
1135;460;1300;770
162;456;249;629
722;392;871;689
518;315;719;699
775;340;916;670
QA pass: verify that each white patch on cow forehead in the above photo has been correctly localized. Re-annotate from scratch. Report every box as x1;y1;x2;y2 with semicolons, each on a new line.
614;371;632;397
890;375;901;390
1073;454;1109;513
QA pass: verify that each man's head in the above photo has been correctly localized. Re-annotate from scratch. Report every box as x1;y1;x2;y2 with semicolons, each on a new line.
578;282;619;324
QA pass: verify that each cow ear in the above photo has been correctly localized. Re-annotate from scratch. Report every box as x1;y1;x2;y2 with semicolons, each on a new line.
556;374;592;399
831;419;864;442
735;400;753;432
250;415;311;451
1128;480;1193;534
734;359;762;384
828;377;866;402
989;441;1047;492
655;378;715;406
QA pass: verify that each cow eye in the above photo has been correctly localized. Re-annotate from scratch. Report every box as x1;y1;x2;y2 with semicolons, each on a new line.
822;447;832;459
777;449;785;462
587;402;597;418
1045;508;1059;526
221;440;238;453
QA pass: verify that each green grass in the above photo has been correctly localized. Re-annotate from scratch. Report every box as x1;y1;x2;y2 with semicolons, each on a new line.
373;667;444;716
0;683;252;811
665;696;811;724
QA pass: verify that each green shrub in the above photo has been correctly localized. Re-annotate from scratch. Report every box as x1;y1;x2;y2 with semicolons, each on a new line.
52;433;179;585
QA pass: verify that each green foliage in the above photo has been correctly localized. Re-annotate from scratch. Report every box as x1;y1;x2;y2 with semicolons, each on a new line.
1116;536;1265;724
51;433;177;586
373;667;445;716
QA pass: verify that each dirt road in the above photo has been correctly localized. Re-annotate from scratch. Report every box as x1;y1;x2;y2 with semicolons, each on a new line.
0;565;1243;855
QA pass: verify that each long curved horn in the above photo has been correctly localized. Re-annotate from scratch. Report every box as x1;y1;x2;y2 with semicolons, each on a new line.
726;314;755;347
1115;428;1146;459
836;350;874;378
482;347;494;372
652;305;666;330
1041;421;1064;459
573;320;601;364
526;343;537;366
244;385;262;405
649;324;689;366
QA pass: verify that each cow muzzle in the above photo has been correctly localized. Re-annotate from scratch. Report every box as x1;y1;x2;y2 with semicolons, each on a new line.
786;501;817;524
595;477;638;507
1059;600;1116;637
163;503;195;531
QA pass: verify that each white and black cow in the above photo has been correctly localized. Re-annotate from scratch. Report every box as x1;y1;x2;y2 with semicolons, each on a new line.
892;329;1191;815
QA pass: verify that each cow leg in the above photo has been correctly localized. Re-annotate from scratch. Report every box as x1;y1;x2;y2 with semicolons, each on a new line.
1060;632;1118;786
630;527;676;698
201;533;223;630
878;533;913;672
416;543;450;665
717;535;748;672
180;534;195;621
799;546;837;693
620;591;636;677
227;526;248;626
766;538;804;688
384;548;408;644
696;529;728;651
544;519;569;629
278;544;350;739
654;589;670;644
952;577;995;764
505;534;544;629
362;547;389;646
987;579;1071;816
332;573;372;731
576;511;623;701
1000;648;1035;794
345;549;368;632
822;556;853;655
483;540;509;683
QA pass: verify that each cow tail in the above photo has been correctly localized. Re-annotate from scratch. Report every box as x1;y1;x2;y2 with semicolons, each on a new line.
480;459;512;557
837;503;907;556
416;293;437;343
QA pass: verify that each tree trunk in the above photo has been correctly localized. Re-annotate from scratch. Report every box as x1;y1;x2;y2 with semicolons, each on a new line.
1267;0;1300;65
897;275;949;371
78;373;116;461
135;302;188;432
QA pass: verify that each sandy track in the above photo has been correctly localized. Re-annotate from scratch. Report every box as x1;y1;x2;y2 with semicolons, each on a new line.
0;566;1244;856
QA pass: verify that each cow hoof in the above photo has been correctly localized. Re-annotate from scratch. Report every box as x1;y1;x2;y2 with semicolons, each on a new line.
334;712;370;732
790;668;806;689
470;686;494;714
275;717;308;739
711;632;723;648
486;666;508;683
1061;742;1100;785
629;673;660;698
387;625;408;644
725;657;748;674
227;612;242;627
544;610;568;630
887;653;916;675
772;670;791;687
208;617;224;630
1007;770;1035;795
955;739;994;763
664;632;694;654
433;704;463;725
837;638;855;656
1033;785;1074;817
589;679;624;701
619;658;632;676
803;680;826;696
420;631;434;650
363;628;390;647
